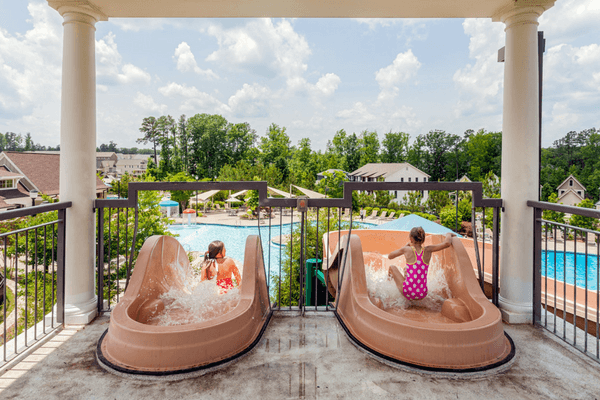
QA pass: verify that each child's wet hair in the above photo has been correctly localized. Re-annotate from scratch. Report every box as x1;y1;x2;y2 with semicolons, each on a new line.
409;227;426;244
203;240;224;265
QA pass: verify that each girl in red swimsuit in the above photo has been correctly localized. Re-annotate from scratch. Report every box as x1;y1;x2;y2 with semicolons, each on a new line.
200;240;242;293
387;227;454;301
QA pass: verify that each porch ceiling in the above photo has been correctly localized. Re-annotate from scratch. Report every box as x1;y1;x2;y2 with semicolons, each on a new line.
48;0;541;20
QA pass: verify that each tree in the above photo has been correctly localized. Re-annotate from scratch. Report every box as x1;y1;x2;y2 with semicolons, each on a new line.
402;191;423;212
424;190;451;216
316;170;347;199
168;172;195;211
187;114;230;179
569;198;597;232
359;130;380;166
137;117;160;165
381;131;409;163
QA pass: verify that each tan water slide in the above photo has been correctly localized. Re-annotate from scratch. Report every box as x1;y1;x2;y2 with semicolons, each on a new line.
97;235;271;375
325;230;514;371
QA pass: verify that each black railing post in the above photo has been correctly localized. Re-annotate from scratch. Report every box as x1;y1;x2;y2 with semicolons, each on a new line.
533;206;543;325
56;208;66;325
492;206;501;306
97;208;105;313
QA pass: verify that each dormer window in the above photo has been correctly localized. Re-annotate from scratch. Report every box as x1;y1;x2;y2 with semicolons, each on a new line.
570;180;573;186
408;177;411;182
578;191;581;196
0;180;14;189
416;177;419;182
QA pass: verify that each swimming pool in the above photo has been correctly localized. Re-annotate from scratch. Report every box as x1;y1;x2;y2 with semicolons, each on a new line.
167;221;376;288
542;250;600;291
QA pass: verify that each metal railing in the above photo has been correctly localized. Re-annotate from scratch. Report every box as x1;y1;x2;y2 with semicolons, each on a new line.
95;181;501;315
0;202;69;367
529;200;600;363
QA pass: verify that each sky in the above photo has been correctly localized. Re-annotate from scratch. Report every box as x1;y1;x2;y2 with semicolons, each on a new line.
0;0;598;151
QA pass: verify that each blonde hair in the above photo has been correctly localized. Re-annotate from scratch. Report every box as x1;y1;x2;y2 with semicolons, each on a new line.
409;227;426;244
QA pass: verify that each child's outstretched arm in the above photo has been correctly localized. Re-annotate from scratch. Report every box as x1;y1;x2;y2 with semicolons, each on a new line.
388;244;409;260
424;232;456;253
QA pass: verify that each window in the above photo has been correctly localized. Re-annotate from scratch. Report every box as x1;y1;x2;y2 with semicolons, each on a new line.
424;178;427;182
0;180;13;189
400;177;404;182
570;180;573;186
408;177;411;182
561;190;564;195
578;191;582;196
416;177;419;182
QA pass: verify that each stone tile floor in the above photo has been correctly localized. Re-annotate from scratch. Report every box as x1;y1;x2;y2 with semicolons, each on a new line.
1;312;600;399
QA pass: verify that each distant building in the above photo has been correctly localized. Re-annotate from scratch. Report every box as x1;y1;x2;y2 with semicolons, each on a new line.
348;163;430;203
557;174;586;206
0;151;109;209
315;169;348;184
456;175;471;183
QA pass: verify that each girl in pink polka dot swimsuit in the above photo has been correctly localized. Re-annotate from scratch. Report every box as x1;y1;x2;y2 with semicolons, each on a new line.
387;227;455;301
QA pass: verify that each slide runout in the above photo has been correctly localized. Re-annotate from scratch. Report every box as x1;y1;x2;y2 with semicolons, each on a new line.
325;230;512;371
97;234;271;374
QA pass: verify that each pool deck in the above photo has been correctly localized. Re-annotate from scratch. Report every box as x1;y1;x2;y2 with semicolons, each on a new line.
1;312;600;399
172;210;387;227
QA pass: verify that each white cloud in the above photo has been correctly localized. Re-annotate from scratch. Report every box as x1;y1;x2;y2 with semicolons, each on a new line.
539;0;600;44
312;73;341;97
96;32;151;85
452;19;504;118
173;42;218;79
206;19;311;86
227;83;271;118
336;102;376;126
0;2;62;113
133;92;167;114
375;49;421;102
158;82;229;114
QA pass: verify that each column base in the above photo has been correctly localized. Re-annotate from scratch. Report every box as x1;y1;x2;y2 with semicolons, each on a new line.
64;297;98;325
499;296;533;324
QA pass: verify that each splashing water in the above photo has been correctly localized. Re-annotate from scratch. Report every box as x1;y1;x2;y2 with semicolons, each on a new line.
150;257;243;326
364;253;452;312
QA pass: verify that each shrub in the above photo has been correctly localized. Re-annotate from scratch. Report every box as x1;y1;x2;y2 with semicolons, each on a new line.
365;207;373;216
413;212;437;221
440;206;462;231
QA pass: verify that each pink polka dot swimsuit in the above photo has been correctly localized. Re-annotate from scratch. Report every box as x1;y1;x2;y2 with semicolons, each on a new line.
402;246;429;300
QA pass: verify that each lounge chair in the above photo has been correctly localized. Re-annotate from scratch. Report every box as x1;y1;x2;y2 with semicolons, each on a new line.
369;210;378;219
386;211;396;220
378;211;387;219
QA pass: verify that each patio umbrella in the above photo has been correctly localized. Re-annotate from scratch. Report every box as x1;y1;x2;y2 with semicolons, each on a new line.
292;185;326;199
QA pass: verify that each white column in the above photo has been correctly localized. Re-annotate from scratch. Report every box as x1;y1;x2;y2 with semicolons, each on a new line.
494;2;553;324
56;6;104;324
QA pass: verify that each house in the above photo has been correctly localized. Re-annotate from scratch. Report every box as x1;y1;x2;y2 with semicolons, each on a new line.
557;174;586;207
315;169;348;184
114;154;150;177
348;163;430;203
0;152;109;209
456;175;471;182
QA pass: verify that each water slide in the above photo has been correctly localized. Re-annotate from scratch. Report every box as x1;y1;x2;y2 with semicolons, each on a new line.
324;230;514;371
97;235;271;375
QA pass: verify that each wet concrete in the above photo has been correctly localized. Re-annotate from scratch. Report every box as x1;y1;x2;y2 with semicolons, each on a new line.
1;312;600;399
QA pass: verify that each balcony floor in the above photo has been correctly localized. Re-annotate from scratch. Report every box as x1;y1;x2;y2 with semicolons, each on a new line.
1;312;600;399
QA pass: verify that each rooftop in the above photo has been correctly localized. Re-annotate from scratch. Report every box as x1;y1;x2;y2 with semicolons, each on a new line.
1;313;599;399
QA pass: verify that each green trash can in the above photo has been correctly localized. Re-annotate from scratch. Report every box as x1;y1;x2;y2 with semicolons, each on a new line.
305;258;323;306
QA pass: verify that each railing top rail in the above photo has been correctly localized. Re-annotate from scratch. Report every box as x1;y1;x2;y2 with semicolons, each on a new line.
0;201;72;221
0;219;63;238
94;181;503;209
528;200;600;219
537;218;600;236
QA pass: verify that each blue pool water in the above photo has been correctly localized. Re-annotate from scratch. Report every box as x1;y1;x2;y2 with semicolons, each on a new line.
167;222;376;287
542;250;600;290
